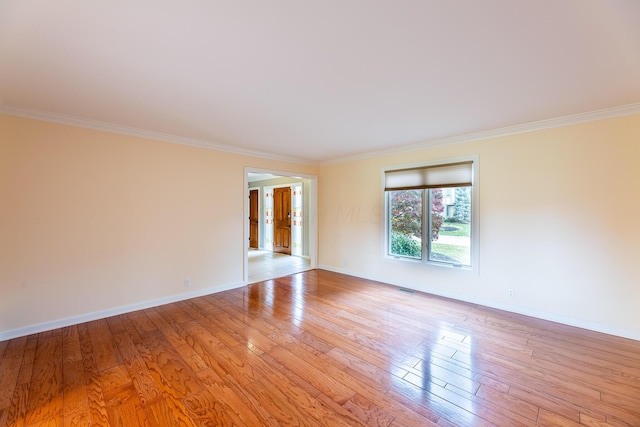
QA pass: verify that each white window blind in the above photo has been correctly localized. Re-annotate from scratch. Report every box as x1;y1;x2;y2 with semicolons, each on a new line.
384;161;473;191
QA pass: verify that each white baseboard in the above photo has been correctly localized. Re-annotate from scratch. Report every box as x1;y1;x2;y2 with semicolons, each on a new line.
317;264;640;342
0;281;246;342
5;267;639;343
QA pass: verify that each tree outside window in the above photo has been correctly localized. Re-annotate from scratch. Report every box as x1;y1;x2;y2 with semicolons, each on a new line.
385;159;475;268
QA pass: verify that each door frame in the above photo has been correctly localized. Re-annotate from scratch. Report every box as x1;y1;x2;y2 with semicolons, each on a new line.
243;167;318;284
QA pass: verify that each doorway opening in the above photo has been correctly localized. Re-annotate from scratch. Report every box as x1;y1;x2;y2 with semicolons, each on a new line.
244;169;317;284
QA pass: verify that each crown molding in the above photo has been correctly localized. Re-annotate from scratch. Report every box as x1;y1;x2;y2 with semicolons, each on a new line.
0;104;318;166
2;102;638;168
320;102;640;166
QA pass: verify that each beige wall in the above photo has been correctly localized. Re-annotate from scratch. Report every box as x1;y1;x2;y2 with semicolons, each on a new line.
2;112;639;340
318;114;640;339
0;114;317;337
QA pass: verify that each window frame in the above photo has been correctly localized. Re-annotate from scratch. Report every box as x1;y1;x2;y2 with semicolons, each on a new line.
383;155;479;274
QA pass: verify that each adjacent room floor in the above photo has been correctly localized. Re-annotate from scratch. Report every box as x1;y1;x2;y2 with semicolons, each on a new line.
248;249;311;283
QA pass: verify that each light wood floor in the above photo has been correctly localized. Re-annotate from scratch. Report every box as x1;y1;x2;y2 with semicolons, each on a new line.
1;270;639;426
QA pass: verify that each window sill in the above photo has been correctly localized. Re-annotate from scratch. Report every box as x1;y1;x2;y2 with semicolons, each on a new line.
385;254;477;274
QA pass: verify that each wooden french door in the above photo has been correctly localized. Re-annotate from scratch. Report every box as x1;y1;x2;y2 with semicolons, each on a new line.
249;189;259;249
273;187;292;255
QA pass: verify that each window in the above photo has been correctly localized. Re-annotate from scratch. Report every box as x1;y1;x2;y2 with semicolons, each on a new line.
385;158;477;269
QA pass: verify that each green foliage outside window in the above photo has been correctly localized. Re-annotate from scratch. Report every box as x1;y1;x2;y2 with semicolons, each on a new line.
390;231;421;258
452;187;471;223
389;190;422;239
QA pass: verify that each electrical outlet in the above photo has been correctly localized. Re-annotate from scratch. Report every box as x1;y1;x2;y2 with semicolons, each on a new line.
508;288;515;298
184;279;190;288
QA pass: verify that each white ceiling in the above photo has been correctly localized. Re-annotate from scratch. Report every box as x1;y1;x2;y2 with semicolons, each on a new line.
248;173;277;183
1;1;639;164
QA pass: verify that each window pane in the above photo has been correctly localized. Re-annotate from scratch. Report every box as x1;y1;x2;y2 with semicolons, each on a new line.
429;187;471;266
388;190;422;259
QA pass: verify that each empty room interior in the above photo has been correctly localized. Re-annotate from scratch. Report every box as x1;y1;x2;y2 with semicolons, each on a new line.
1;1;640;426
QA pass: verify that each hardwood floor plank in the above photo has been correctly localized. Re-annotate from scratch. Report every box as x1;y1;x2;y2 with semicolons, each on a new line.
386;380;492;427
452;343;603;401
408;358;480;393
236;325;279;354
63;360;91;427
530;352;640;402
306;346;445;424
99;363;132;395
403;370;537;427
507;384;582;423
459;347;640;424
260;350;324;399
529;338;640;393
87;319;122;373
133;329;202;400
181;388;241;426
103;384;144;427
258;370;365;427
340;393;398;427
179;321;258;386
529;323;640;362
0;336;27;408
411;351;509;395
145;307;194;354
138;398;184;427
201;370;281;427
1;270;639;426
324;346;411;392
578;412;617;427
537;407;582;426
475;384;540;423
158;302;194;325
126;309;159;336
4;383;29;427
77;323;110;427
183;372;265;426
15;337;37;385
0;340;9;362
270;344;356;404
107;319;163;407
312;320;415;379
119;317;194;425
24;332;63;426
62;325;91;426
242;375;314;426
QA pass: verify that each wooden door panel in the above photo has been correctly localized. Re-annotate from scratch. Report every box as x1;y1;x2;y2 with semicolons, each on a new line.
273;187;291;255
249;189;259;249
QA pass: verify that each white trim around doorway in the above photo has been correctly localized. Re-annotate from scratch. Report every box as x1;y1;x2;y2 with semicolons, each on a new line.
243;167;318;284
